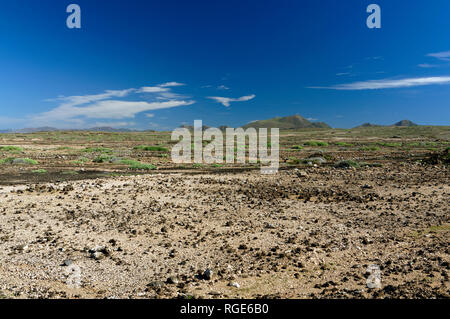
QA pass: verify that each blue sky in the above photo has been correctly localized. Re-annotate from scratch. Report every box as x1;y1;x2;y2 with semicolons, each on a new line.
0;0;449;130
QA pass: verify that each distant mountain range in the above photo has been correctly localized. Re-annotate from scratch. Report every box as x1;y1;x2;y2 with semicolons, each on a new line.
242;115;331;130
354;120;418;128
0;118;422;133
393;120;418;127
178;115;331;131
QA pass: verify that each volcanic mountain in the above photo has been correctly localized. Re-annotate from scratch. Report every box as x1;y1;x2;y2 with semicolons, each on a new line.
242;115;331;130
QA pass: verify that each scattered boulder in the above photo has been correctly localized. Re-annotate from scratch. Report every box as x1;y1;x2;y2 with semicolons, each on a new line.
89;246;109;260
307;157;327;165
203;268;214;280
62;259;73;266
166;276;179;285
228;282;240;288
296;170;308;178
147;281;164;290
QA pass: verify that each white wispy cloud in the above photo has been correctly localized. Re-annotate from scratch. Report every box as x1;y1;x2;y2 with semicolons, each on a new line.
427;50;450;61
34;100;194;122
208;94;255;107
47;89;135;108
49;83;186;108
310;76;450;90
159;82;185;87
145;113;155;118
30;83;194;127
156;92;190;100
137;86;168;93
418;63;440;68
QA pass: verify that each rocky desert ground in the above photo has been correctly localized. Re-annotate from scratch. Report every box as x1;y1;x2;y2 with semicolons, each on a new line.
0;127;448;299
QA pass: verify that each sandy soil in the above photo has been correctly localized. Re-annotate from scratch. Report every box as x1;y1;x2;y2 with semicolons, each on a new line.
0;162;448;299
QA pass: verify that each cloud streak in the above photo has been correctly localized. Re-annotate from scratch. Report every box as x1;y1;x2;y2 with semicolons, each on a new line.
427;50;450;61
34;100;194;122
31;83;194;127
208;94;255;107
137;87;168;93
47;89;135;108
159;82;185;87
310;76;450;90
418;63;440;68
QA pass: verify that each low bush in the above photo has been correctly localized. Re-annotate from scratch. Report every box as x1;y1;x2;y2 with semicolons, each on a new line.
134;145;169;152
119;159;157;170
304;141;329;147
0;146;23;152
82;147;112;153
334;160;360;168
93;155;113;163
378;142;402;148
0;158;37;165
71;157;90;165
32;169;47;174
334;142;353;147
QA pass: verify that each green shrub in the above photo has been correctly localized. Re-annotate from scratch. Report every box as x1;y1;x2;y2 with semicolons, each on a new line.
334;142;353;147
304;141;328;147
378;142;402;148
32;169;47;174
119;159;156;170
0;158;37;165
21;158;38;165
128;162;157;170
82;147;112;153
291;145;304;150
0;146;23;152
134;145;169;152
334;160;360;168
71;157;90;165
93;155;113;163
118;159;140;166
